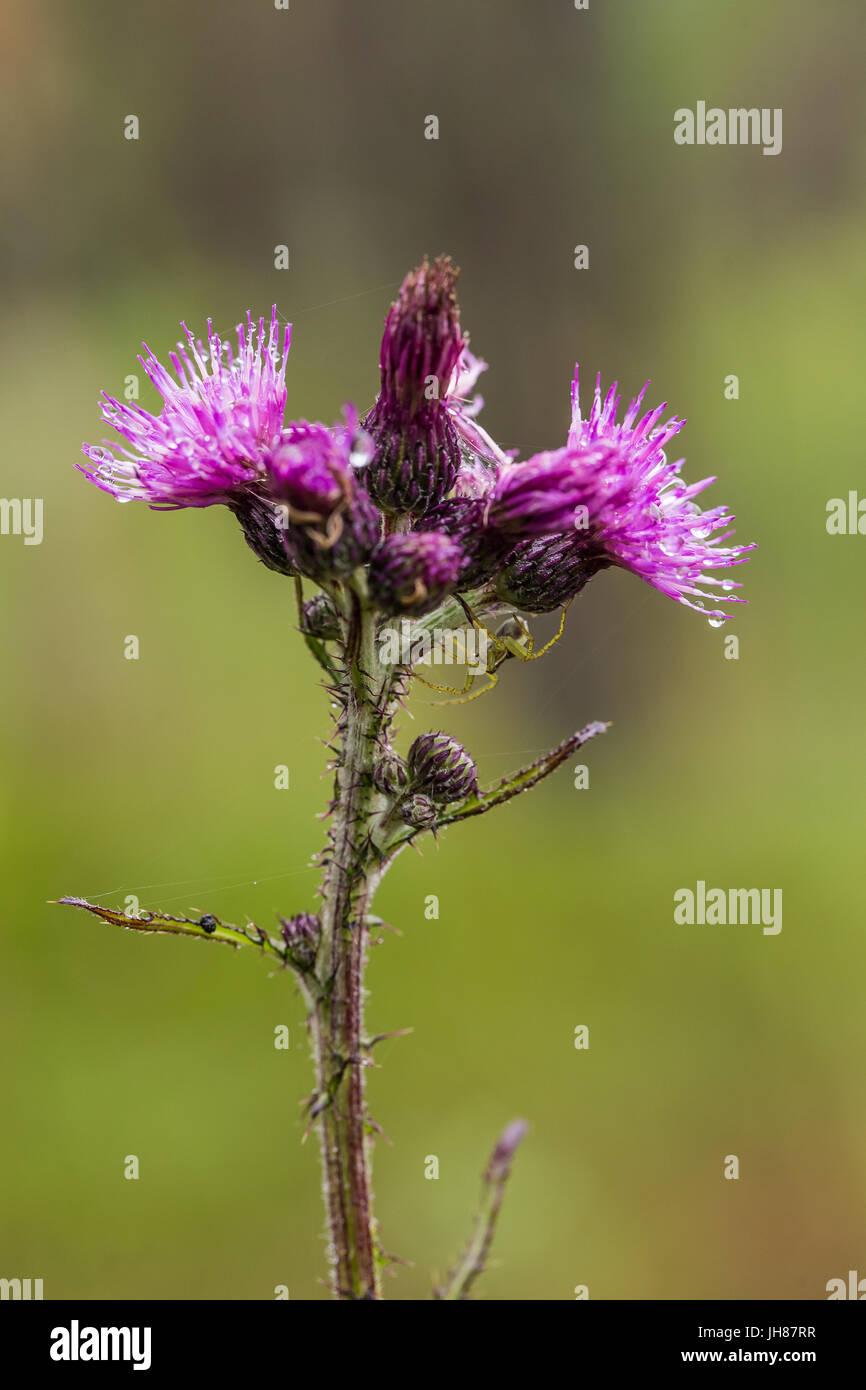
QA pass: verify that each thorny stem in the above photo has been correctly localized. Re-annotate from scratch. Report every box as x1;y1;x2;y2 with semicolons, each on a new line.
310;586;398;1300
57;591;603;1301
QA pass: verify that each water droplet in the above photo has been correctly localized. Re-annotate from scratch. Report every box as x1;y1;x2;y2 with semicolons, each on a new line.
720;581;735;592
708;616;725;628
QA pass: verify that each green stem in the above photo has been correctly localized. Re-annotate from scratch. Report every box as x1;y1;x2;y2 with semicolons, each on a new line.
310;590;394;1299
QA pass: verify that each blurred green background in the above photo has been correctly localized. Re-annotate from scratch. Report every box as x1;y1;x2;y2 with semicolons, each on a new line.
1;0;864;1301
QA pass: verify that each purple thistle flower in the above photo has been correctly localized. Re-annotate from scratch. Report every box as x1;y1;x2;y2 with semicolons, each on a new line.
415;497;514;591
564;368;755;620
267;421;350;514
361;257;466;514
266;410;381;580
567;365;686;465
368;531;463;616
489;371;755;621
81;308;291;508
487;446;602;536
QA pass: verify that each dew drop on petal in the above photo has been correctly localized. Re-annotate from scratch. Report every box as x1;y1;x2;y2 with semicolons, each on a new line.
708;616;725;628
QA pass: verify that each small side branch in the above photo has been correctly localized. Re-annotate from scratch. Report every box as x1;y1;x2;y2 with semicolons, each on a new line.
438;720;610;826
435;1119;529;1301
54;897;288;966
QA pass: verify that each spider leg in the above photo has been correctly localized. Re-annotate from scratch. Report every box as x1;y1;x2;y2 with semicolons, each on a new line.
410;623;481;696
517;600;572;661
431;670;500;706
454;593;513;650
412;668;475;697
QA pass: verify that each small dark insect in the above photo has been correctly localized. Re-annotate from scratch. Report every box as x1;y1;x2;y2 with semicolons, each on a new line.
199;914;218;934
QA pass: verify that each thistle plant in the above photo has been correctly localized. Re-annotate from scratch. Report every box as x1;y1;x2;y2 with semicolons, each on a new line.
64;257;754;1300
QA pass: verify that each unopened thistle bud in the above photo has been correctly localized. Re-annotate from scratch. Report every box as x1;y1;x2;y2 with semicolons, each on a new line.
372;749;411;796
230;492;298;576
408;731;478;803
279;912;322;971
368;531;463;617
301;592;341;641
361;257;465;515
495;535;606;614
417;497;514;591
398;792;439;831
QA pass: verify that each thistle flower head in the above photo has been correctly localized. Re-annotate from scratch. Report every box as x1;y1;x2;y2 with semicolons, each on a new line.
564;369;755;620
408;732;478;803
368;531;463;617
416;497;514;591
81;308;291;508
487;446;603;537
489;374;754;621
361;257;465;514
378;256;466;415
266;409;380;580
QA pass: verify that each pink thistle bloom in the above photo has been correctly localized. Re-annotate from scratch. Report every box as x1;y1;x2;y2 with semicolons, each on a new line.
566;368;755;620
489;369;755;622
80;307;291;508
488;446;607;537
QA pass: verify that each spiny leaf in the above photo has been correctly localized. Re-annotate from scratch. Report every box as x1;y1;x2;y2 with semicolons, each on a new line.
54;897;287;965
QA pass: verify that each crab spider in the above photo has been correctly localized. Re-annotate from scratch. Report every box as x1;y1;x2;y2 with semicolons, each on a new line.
414;597;573;705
